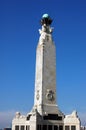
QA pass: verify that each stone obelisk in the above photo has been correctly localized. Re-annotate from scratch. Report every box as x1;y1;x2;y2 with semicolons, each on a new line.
34;14;62;116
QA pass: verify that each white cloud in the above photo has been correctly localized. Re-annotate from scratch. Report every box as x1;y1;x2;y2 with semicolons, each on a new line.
0;110;15;129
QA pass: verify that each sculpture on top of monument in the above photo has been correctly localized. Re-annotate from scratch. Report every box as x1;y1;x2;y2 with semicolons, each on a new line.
41;14;52;26
39;13;53;44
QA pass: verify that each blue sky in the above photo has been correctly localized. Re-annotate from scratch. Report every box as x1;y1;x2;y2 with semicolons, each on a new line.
0;0;86;128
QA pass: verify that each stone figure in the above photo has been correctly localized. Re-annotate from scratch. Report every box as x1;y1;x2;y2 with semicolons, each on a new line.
39;14;53;44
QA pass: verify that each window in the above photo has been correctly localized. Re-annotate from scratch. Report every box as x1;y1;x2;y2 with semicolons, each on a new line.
26;126;30;130
54;125;58;130
59;125;63;130
21;126;24;130
71;126;76;130
48;125;52;130
43;125;47;130
37;125;41;130
15;126;19;130
65;126;70;130
39;125;41;130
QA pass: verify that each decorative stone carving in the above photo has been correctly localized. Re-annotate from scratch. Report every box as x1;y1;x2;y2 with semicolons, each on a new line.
15;112;21;118
36;90;40;100
46;89;54;101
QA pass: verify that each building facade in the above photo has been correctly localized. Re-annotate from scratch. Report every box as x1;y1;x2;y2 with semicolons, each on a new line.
12;14;80;130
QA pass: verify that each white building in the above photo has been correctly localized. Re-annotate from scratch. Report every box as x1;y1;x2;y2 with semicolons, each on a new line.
12;14;80;130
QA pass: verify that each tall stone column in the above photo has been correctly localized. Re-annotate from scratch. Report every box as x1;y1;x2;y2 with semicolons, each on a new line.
34;14;60;115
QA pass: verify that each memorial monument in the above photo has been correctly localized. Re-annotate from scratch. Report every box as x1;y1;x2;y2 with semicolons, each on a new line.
12;14;80;130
